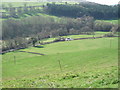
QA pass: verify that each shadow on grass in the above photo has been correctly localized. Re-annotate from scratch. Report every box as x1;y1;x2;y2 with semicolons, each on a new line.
34;46;44;48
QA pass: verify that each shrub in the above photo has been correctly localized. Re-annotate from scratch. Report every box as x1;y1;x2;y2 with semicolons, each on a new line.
103;33;114;37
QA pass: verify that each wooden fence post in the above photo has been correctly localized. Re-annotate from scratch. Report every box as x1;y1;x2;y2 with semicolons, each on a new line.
58;59;62;72
14;55;16;64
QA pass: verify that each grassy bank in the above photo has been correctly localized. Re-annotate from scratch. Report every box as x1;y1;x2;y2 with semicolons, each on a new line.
2;37;118;88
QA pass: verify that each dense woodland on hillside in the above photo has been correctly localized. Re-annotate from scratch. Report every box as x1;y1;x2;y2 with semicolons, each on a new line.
46;2;118;19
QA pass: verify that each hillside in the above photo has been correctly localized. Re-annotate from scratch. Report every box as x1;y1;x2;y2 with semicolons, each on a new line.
2;37;118;88
3;0;86;2
1;1;119;88
1;1;118;19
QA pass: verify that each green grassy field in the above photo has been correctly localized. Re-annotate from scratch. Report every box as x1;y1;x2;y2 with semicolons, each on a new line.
2;2;46;7
2;36;118;88
1;10;61;21
2;2;78;7
96;20;118;24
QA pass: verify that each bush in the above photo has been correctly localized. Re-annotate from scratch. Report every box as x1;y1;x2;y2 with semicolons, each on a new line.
103;33;114;37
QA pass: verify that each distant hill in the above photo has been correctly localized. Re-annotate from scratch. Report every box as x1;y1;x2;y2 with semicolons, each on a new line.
3;0;86;2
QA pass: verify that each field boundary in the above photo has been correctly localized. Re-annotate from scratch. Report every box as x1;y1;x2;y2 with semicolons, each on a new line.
41;36;119;45
1;36;119;54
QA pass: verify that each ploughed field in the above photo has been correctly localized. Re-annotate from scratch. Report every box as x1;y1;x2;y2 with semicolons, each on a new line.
2;36;118;88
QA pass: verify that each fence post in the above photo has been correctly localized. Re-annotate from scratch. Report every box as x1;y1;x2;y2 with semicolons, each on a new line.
14;55;16;64
58;59;62;72
110;38;112;48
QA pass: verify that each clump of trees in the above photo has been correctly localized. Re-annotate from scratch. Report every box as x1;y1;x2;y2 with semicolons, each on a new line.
31;37;37;47
2;15;95;40
2;15;95;51
94;21;114;32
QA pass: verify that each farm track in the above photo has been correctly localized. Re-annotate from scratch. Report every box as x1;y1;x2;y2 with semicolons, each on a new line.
18;51;45;55
42;36;119;45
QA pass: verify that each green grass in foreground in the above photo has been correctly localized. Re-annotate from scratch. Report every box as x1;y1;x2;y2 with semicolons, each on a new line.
2;37;118;88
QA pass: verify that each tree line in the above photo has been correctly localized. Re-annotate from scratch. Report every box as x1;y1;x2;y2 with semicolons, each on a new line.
45;2;118;20
2;15;95;40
